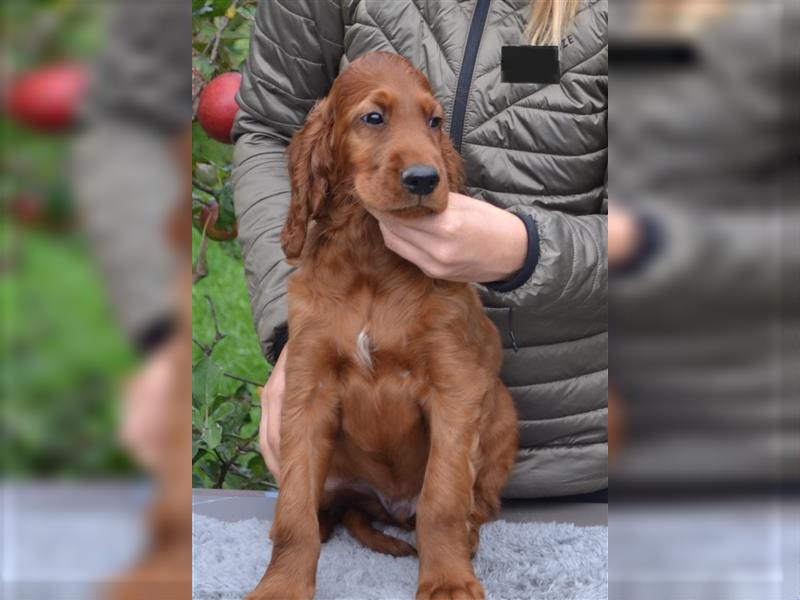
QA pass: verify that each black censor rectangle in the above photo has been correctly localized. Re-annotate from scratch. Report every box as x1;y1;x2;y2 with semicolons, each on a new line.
501;45;560;84
611;40;698;71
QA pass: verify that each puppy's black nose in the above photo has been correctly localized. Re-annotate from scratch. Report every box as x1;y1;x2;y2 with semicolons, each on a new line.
401;165;440;196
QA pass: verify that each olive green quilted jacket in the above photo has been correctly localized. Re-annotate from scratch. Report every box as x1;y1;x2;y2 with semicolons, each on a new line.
232;0;608;498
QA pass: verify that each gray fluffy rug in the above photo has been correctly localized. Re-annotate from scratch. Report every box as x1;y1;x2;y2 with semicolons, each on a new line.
192;514;607;600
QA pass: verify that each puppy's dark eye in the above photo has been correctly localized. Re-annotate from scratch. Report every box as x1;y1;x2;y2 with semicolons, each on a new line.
361;112;384;126
428;116;442;129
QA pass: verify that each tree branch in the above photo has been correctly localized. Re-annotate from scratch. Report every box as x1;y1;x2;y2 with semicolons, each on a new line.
224;372;263;387
205;295;225;344
192;223;209;284
206;0;241;64
228;464;280;490
213;449;231;489
192;296;226;355
193;337;212;356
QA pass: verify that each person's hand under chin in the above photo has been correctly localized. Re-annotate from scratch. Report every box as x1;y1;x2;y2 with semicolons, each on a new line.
368;192;528;283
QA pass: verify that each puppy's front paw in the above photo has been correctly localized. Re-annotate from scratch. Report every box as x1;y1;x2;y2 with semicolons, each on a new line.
245;574;313;600
416;575;484;600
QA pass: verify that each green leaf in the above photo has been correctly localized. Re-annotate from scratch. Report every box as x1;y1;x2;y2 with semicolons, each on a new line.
194;162;219;187
223;473;248;490
236;5;256;20
250;459;269;482
193;54;216;81
192;439;204;460
192;20;218;48
203;421;223;449
211;401;236;423
192;122;233;168
237;451;260;467
221;37;251;70
192;406;204;430
215;440;235;463
193;455;219;487
192;471;211;488
240;420;258;439
192;357;224;407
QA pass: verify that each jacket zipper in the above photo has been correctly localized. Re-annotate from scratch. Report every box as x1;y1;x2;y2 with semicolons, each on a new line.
449;0;491;154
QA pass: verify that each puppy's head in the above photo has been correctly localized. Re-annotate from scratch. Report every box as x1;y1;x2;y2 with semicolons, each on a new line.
282;52;463;260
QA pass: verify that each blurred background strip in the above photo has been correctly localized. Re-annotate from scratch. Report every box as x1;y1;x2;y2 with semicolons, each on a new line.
2;1;191;598
609;1;798;599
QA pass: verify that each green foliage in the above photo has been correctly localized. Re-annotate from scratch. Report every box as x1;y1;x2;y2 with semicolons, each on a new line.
193;0;231;18
1;226;137;477
192;1;273;490
1;1;135;478
192;0;255;75
191;353;272;490
192;121;232;167
4;1;109;71
191;228;267;394
191;227;273;490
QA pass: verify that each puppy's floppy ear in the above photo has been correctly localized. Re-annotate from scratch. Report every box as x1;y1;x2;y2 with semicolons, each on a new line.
282;97;334;261
440;131;465;193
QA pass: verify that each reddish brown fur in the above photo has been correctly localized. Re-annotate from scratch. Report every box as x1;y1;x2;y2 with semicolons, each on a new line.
247;53;518;600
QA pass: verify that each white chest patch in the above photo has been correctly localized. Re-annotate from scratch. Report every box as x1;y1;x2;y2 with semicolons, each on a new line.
355;329;374;370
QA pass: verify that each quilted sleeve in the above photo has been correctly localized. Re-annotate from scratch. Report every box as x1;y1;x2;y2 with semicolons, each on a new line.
232;0;343;362
481;206;608;315
481;159;609;314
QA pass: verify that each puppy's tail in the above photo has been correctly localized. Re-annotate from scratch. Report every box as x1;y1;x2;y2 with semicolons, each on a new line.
342;509;416;557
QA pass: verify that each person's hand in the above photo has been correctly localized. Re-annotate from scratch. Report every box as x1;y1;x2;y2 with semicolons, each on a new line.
608;204;641;267
120;337;181;472
259;345;287;483
368;192;528;283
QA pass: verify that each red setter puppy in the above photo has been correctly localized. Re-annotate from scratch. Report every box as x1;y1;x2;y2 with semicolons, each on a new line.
247;52;518;600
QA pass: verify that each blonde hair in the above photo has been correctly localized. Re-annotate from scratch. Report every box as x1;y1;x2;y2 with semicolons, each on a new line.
634;0;731;38
526;0;582;45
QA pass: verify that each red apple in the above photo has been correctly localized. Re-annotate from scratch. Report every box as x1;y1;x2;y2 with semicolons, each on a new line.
196;72;242;144
6;63;89;133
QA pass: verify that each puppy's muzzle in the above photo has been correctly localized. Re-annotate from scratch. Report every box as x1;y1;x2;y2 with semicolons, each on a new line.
400;164;440;196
